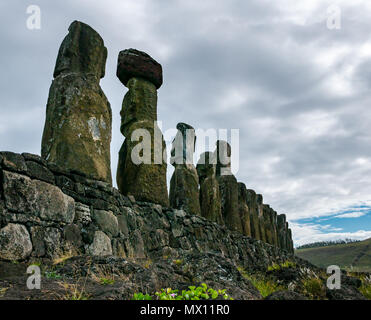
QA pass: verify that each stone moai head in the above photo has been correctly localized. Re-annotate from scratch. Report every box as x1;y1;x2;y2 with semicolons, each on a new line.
238;182;248;203
256;194;263;205
246;189;256;207
116;49;163;137
54;20;107;79
170;123;196;166
196;151;216;184
215;140;232;176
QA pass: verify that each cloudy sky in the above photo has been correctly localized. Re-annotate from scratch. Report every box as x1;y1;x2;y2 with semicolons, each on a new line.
1;0;370;246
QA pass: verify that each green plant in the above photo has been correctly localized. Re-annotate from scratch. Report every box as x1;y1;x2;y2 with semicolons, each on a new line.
301;278;326;300
133;292;152;300
173;259;183;266
99;277;115;285
267;260;296;272
133;284;233;300
237;266;283;298
358;275;371;300
0;287;9;298
45;271;62;279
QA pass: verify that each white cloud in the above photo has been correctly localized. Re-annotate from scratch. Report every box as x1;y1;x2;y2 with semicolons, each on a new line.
291;222;371;247
335;212;367;218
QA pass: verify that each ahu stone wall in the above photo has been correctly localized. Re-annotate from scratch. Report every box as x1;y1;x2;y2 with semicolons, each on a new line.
0;151;293;270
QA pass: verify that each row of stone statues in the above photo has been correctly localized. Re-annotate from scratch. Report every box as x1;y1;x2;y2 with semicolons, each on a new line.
41;21;293;252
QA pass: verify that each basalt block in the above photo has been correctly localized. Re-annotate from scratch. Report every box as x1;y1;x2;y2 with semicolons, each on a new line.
117;49;163;89
41;21;112;184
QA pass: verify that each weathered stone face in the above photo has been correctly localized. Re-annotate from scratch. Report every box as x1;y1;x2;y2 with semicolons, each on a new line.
117;49;163;89
169;123;200;215
117;120;169;207
215;142;242;233
54;21;107;79
246;189;261;240
170;165;200;216
215;140;232;176
0;223;32;261
120;78;158;137
196;152;222;224
41;21;112;184
238;182;251;237
170;123;196;165
196;152;216;184
277;214;287;250
218;175;242;233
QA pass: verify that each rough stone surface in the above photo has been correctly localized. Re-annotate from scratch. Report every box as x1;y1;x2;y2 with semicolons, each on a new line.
0;152;296;277
116;76;168;206
117;49;163;89
41;21;112;184
265;290;308;300
0;223;32;260
92;210;119;237
2;171;75;224
88;231;112;257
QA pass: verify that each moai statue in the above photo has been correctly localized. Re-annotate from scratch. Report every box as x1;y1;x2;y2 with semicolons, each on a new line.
116;49;169;206
285;222;290;251
169;123;201;215
238;183;252;237
196;152;223;224
246;189;261;240
287;228;294;253
256;194;267;243
272;210;279;247
41;21;112;184
277;214;287;250
215;140;243;233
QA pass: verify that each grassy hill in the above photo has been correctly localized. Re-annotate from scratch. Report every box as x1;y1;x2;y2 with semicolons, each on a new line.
295;238;371;272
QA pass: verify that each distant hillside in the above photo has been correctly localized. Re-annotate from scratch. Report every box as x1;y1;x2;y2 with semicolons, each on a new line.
295;238;371;272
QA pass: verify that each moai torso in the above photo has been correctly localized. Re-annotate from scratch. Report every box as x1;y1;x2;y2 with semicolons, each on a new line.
257;194;268;243
277;214;287;250
215;140;243;233
246;189;261;240
196;152;223;224
238;183;252;237
41;21;112;184
169;123;201;215
116;49;169;206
